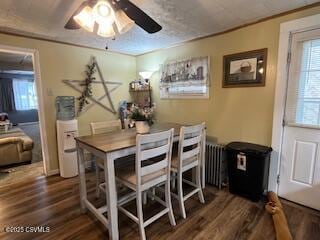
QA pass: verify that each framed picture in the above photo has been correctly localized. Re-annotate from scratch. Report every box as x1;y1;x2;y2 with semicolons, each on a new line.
223;48;267;88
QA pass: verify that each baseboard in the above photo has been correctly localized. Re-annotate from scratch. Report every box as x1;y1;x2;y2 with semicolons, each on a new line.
47;169;60;176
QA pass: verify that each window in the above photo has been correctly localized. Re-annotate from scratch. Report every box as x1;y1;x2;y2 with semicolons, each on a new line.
295;39;320;125
285;28;320;127
13;79;38;110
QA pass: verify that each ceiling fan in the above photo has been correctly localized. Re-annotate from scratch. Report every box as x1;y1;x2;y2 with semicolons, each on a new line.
64;0;162;38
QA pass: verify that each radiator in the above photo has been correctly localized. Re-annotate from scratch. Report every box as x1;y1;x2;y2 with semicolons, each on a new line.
205;142;227;189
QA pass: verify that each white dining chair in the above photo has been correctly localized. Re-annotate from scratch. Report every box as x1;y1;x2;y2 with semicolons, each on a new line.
90;119;123;135
116;129;176;240
171;123;205;219
90;119;130;198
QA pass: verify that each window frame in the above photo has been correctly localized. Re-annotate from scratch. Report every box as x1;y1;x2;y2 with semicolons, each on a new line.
285;29;320;127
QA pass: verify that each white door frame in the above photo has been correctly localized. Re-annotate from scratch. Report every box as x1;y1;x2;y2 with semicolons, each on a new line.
0;44;50;176
270;13;320;193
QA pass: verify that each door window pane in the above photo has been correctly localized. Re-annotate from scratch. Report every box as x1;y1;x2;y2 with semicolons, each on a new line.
295;39;320;125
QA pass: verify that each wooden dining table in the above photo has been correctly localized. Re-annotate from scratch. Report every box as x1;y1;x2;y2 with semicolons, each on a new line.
75;122;206;240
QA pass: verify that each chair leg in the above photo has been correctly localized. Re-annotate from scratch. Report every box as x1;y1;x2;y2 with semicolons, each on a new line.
171;172;176;190
95;165;101;199
196;165;205;204
143;191;147;205
165;180;176;226
137;191;146;240
177;172;186;219
151;187;155;201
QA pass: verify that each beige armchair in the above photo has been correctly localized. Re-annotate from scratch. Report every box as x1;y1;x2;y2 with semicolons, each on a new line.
0;129;33;167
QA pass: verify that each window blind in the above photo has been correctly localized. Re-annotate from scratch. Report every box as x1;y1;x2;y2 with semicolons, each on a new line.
13;79;38;110
285;30;320;127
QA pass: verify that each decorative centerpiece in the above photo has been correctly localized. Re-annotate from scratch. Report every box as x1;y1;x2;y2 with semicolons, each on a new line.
129;105;155;134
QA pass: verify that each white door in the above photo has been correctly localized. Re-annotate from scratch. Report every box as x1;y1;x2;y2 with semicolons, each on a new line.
279;28;320;210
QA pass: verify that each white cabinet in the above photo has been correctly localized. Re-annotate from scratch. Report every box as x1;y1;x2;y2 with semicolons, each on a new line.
57;119;78;178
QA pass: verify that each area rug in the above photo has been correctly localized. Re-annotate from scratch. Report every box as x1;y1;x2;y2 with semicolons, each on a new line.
0;162;43;186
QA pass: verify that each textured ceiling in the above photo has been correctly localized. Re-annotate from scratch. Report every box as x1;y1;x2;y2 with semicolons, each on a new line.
0;0;318;55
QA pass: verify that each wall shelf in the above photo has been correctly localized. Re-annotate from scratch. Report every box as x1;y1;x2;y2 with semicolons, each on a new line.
129;85;152;107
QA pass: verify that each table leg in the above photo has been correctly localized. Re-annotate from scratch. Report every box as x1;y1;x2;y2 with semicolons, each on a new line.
104;152;119;240
202;127;206;189
77;143;87;213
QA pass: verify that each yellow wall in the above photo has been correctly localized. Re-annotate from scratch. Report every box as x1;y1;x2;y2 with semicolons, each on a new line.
0;34;136;171
136;6;320;146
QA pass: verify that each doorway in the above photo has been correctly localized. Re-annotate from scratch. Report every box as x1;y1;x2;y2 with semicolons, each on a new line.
271;14;320;211
0;45;49;186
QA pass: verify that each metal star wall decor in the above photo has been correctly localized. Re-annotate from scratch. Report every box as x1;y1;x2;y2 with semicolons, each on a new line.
63;57;122;115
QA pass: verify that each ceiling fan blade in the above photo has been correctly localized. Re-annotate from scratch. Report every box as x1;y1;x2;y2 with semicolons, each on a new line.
64;17;80;30
64;1;94;29
115;0;162;34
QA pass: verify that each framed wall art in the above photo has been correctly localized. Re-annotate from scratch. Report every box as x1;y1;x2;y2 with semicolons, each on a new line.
160;56;210;98
223;48;267;88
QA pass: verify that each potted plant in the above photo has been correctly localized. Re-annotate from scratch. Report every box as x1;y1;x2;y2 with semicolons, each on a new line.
129;105;155;134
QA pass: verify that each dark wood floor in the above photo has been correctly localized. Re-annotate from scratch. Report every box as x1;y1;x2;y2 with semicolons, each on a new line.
0;173;319;240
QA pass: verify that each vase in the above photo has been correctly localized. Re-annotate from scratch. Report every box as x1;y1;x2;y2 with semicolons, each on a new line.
135;121;150;134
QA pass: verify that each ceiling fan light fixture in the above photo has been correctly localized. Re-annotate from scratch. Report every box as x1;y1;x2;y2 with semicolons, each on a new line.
97;24;116;38
65;0;163;36
114;10;135;34
93;0;115;25
73;6;95;32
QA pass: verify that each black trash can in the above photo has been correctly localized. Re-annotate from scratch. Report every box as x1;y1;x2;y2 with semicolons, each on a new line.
226;142;272;201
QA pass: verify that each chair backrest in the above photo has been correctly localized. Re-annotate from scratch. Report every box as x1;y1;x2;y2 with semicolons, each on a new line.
136;128;174;190
90;119;123;135
177;123;205;169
